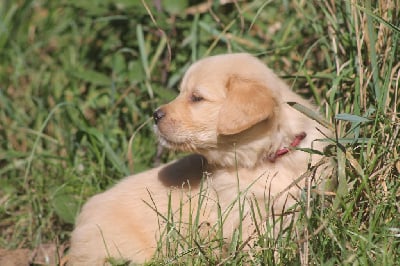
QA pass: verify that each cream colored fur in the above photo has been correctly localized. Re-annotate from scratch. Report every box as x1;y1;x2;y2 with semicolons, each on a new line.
68;53;330;265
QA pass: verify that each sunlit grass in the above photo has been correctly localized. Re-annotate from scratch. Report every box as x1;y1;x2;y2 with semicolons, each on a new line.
0;0;399;264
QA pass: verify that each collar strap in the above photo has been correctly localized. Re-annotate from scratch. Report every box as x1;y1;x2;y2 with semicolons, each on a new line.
269;132;306;162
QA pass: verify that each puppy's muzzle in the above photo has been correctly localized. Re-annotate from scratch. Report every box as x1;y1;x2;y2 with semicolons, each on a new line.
153;109;166;124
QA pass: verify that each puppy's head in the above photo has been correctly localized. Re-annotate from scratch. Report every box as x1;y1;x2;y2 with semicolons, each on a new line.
153;53;282;165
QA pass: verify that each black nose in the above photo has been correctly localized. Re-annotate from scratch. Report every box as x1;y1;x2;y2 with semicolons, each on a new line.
153;109;166;124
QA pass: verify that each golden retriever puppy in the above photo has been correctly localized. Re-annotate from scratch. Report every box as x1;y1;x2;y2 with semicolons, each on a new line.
69;53;330;265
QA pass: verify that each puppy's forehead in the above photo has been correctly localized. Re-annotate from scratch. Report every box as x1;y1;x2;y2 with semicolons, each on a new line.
180;54;262;97
180;74;225;100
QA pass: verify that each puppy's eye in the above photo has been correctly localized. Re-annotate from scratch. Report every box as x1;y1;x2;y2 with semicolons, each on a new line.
190;94;204;103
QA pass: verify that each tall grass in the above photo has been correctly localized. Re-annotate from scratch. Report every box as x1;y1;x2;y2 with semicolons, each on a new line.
0;0;399;265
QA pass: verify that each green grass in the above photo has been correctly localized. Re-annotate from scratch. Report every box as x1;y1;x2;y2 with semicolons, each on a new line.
0;0;399;265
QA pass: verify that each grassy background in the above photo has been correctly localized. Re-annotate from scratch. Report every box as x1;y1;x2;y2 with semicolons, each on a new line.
0;0;399;264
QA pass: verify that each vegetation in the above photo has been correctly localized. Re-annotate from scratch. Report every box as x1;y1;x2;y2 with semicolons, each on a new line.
0;0;399;264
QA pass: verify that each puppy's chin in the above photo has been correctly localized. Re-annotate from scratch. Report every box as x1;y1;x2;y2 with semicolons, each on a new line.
153;125;197;152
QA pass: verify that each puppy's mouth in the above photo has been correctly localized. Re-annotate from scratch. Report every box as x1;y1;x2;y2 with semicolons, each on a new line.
153;125;197;152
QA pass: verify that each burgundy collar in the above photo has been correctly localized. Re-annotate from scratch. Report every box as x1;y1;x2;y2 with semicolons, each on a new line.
268;132;306;162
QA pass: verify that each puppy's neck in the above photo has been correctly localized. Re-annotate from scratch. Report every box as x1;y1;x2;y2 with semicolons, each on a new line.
199;121;302;169
201;140;305;170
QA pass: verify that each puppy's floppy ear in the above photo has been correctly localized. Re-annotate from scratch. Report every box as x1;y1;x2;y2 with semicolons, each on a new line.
217;75;276;135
